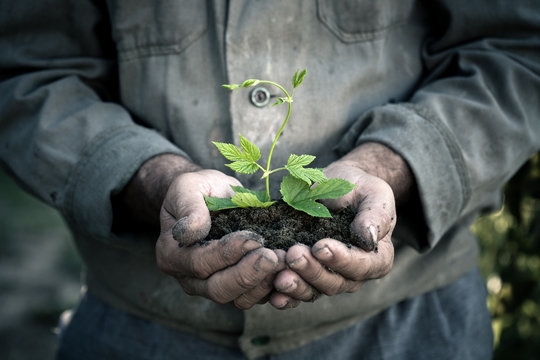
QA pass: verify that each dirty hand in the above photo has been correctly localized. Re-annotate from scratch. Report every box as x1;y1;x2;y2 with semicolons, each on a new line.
156;168;286;309
271;143;412;309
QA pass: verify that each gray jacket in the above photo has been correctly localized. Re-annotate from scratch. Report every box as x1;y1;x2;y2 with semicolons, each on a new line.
1;0;539;358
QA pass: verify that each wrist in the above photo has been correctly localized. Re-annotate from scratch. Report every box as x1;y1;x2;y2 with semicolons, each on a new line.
113;153;202;228
331;142;414;204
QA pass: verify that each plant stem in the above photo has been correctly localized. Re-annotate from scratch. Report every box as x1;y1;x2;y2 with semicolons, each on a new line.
258;80;292;200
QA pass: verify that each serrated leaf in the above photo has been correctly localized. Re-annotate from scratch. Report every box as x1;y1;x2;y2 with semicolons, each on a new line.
204;195;239;211
222;84;239;90
285;154;327;185
231;192;276;208
212;142;244;162
230;186;271;203
280;175;332;217
280;175;356;217
310;178;357;199
292;69;306;88
286;166;327;185
241;79;260;87
239;134;261;162
226;160;260;174
287;154;316;167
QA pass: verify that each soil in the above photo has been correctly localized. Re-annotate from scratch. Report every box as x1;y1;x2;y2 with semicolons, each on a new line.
207;201;376;252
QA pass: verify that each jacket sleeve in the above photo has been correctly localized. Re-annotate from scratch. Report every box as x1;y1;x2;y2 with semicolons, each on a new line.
0;1;187;243
338;0;540;251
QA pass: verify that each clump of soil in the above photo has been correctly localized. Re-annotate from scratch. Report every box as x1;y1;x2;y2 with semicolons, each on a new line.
207;201;376;251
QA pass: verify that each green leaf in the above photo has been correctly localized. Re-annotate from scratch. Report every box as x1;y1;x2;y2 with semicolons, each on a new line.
212;142;244;162
231;192;276;208
222;84;239;90
280;175;332;217
241;79;260;88
204;195;239;211
239;134;261;162
204;186;275;211
226;160;260;174
292;69;307;88
280;175;356;217
230;186;270;203
287;167;327;185
213;138;261;175
309;177;357;199
272;98;285;106
287;154;316;167
285;154;327;185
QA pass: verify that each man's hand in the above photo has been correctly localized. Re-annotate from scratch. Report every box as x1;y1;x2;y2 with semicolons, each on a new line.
115;154;285;309
271;143;413;309
157;169;285;309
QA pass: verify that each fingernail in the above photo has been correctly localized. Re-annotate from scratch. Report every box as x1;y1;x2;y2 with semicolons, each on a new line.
313;245;333;261
280;280;297;293
255;254;277;272
172;217;189;242
289;255;307;270
273;296;289;309
278;300;289;309
369;225;378;246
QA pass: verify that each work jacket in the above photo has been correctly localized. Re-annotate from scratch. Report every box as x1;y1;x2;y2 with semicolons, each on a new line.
1;1;539;358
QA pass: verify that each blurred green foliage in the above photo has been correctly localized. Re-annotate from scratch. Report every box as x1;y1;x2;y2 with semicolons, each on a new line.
473;152;540;359
0;170;82;360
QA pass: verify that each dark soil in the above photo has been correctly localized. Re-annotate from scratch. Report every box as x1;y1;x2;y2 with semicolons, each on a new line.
207;201;376;251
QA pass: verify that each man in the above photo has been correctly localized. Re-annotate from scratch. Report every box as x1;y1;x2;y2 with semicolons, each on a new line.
1;1;539;359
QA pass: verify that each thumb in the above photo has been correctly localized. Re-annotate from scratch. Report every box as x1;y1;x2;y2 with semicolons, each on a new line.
164;170;240;246
171;212;212;246
349;179;396;252
167;183;212;246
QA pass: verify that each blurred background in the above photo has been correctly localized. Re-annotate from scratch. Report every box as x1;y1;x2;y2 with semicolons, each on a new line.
0;152;538;360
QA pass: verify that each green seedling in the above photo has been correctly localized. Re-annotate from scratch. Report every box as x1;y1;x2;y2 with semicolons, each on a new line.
205;69;356;217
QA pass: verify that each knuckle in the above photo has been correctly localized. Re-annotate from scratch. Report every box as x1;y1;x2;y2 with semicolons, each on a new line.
380;261;393;277
178;280;197;297
237;273;259;290
207;288;230;304
234;296;255;310
190;258;212;279
346;282;363;293
191;266;211;280
321;286;340;296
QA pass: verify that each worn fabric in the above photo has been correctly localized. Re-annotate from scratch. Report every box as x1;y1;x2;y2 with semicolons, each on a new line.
57;268;493;360
1;0;539;358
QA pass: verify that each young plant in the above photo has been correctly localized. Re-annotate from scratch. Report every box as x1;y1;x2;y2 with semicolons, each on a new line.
205;69;356;218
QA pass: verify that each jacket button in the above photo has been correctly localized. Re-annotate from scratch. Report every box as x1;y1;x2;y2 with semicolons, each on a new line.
250;86;270;107
251;335;271;346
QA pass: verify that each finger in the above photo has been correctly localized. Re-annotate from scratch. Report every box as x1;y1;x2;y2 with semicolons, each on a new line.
167;171;241;246
233;250;287;310
269;292;301;310
286;245;360;296
233;273;275;310
274;268;321;302
180;248;280;304
272;248;314;308
349;180;396;251
171;212;211;246
156;230;264;279
312;237;394;281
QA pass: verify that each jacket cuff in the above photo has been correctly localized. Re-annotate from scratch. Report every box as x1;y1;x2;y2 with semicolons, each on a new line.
337;104;471;250
63;124;187;243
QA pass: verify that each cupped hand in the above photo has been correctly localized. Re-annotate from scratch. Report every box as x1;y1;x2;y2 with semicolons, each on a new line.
156;169;286;309
271;162;396;309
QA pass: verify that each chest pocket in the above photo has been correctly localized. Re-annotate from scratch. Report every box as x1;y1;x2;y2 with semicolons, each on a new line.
108;0;208;61
317;0;416;42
